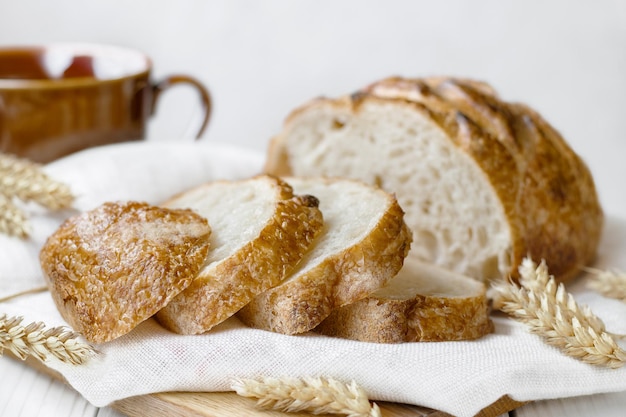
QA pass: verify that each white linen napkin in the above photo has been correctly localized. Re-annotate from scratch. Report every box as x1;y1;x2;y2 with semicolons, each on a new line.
1;142;625;417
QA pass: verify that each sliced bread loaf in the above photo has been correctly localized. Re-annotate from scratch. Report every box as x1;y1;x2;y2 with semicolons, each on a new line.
315;258;493;343
155;175;323;335
236;177;412;335
39;201;212;343
265;76;603;282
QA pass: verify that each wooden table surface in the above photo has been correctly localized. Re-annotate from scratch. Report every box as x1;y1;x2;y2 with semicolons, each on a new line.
2;355;625;417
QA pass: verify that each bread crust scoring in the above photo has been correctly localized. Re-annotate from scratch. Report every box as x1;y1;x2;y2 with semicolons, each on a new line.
266;77;603;282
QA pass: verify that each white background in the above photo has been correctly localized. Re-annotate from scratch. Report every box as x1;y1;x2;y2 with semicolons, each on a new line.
1;0;624;212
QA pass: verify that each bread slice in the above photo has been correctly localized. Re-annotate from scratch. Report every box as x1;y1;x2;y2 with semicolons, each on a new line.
236;177;412;335
39;201;212;343
265;76;603;282
315;259;494;343
155;175;323;335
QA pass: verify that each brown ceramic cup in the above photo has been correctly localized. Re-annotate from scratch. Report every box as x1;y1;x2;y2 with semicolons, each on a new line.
0;43;211;163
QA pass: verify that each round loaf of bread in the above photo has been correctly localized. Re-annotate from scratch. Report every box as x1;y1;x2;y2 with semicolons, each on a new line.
265;76;603;282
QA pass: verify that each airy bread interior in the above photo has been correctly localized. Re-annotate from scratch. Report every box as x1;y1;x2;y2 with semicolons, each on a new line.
156;175;324;335
375;258;486;300
268;76;604;284
165;179;279;266
273;101;512;281
237;176;411;334
287;178;394;286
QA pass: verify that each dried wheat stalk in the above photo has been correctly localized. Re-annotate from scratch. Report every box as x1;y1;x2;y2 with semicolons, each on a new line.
492;258;626;369
0;286;49;303
231;376;381;417
585;267;626;303
0;152;74;237
0;313;95;365
0;152;74;210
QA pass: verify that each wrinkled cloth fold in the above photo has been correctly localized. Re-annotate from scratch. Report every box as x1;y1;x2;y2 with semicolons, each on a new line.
1;142;625;417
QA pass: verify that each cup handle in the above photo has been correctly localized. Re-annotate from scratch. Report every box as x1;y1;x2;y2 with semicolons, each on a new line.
151;75;212;139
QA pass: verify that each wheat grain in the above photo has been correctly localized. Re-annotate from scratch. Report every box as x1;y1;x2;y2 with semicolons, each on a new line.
585;267;626;303
492;258;626;369
518;257;550;291
231;376;381;417
0;314;95;365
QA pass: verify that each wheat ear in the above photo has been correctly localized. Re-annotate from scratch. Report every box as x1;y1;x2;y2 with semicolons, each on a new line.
0;314;95;365
0;152;74;237
0;152;74;210
585;267;626;303
231;376;381;417
492;258;626;369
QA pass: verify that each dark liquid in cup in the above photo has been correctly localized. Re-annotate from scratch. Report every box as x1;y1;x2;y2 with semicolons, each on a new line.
0;49;96;80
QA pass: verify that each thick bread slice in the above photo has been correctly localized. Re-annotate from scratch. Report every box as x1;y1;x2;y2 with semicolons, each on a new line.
236;177;412;335
155;175;323;335
265;76;603;282
39;201;212;343
315;259;494;343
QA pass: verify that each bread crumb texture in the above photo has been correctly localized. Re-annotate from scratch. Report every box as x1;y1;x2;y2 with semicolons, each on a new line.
266;76;603;283
237;177;412;335
155;175;324;335
39;201;211;343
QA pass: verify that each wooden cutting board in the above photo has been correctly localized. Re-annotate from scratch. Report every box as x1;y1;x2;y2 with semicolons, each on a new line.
21;354;524;417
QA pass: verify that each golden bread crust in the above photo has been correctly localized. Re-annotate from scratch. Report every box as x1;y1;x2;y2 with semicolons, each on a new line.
39;201;211;343
155;180;324;335
315;292;493;343
266;76;603;282
237;186;412;335
315;259;494;343
366;77;602;281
